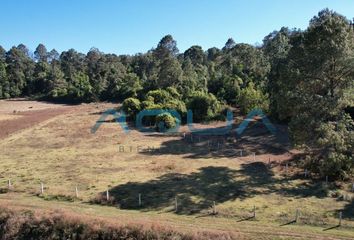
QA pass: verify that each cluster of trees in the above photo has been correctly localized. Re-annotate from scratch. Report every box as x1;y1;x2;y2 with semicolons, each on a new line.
263;9;354;179
0;34;269;108
0;9;353;178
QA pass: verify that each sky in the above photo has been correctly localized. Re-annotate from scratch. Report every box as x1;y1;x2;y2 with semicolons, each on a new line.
1;0;354;55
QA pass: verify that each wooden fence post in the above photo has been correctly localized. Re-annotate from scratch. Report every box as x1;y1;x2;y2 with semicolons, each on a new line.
339;211;342;226
106;189;110;201
139;193;142;207
7;179;11;189
175;197;178;212
75;186;79;198
295;209;299;223
253;205;256;218
40;182;44;194
285;163;288;175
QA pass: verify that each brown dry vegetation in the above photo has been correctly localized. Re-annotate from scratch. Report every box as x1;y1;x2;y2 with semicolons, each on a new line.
0;204;235;240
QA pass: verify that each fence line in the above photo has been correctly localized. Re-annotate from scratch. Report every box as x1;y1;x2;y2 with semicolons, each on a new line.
2;177;353;230
2;158;353;231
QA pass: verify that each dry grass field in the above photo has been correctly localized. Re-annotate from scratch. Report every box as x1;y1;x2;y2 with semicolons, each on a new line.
0;99;353;239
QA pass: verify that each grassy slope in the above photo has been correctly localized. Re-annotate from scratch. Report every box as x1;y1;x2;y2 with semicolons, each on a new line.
0;194;353;240
0;102;353;239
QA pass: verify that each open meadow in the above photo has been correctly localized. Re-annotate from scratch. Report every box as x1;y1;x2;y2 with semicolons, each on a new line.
0;99;353;239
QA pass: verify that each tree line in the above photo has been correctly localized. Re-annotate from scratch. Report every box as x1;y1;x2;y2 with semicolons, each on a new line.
0;9;353;178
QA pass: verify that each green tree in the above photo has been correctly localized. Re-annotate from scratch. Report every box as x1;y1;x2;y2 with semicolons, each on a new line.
222;38;236;51
48;61;67;98
286;9;354;178
86;48;108;99
119;73;142;99
0;46;5;61
102;55;128;100
207;47;221;61
154;34;179;59
181;58;199;94
229;43;270;88
32;61;50;95
157;56;183;88
184;45;206;66
34;44;48;62
5;45;34;97
60;49;86;81
263;27;298;120
68;72;92;101
0;57;7;98
47;49;59;62
303;114;353;178
150;35;183;89
238;82;269;114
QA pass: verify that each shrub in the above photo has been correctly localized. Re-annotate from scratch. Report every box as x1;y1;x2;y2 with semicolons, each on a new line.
155;113;178;132
302;114;354;179
166;86;181;99
142;89;186;125
145;89;172;105
141;96;162;110
187;91;223;122
0;206;232;240
164;99;187;116
122;97;141;117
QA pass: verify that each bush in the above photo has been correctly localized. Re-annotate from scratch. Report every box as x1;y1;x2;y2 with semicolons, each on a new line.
141;96;162;110
155;113;178;132
142;89;186;124
302;114;354;179
145;89;172;105
122;97;141;117
0;206;232;240
164;99;187;116
238;82;269;114
166;86;181;99
187;91;223;122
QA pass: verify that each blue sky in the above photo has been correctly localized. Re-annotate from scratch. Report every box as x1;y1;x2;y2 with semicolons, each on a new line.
1;0;353;55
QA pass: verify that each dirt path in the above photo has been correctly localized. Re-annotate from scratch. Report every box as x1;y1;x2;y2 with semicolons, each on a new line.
0;100;75;139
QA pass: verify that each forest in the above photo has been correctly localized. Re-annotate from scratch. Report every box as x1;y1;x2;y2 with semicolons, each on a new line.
0;9;353;179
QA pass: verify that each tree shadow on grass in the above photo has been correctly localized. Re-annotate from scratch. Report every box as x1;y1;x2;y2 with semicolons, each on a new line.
139;122;291;159
341;200;354;220
96;163;276;215
93;160;333;215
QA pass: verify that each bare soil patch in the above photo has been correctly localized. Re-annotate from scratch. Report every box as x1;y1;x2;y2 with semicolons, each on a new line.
0;99;75;139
